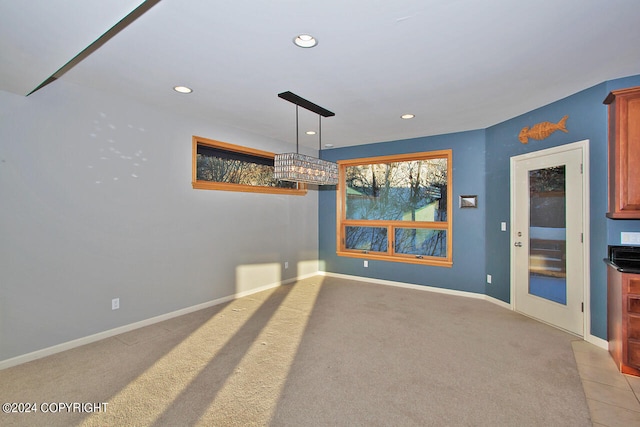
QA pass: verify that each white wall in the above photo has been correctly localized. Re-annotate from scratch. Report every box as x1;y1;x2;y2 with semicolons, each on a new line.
0;81;319;362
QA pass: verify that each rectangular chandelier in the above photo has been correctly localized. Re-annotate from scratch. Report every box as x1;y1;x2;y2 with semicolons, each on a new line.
274;152;338;185
274;91;338;186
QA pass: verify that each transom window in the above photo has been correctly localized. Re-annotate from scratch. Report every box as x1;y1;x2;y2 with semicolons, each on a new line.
192;136;306;195
337;150;452;266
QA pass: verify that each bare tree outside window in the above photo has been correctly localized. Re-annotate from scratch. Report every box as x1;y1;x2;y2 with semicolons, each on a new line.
337;150;452;266
196;154;296;188
345;159;447;221
192;136;306;195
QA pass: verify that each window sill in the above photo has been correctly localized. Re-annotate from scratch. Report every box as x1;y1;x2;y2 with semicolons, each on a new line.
192;180;307;195
336;250;453;267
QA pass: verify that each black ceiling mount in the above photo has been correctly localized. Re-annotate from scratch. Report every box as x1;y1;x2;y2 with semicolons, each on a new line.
278;91;335;117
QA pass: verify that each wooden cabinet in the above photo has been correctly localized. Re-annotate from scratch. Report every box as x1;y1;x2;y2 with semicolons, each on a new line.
604;86;640;219
608;264;640;376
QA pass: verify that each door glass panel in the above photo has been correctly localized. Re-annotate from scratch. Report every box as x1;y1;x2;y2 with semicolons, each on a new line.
528;166;567;305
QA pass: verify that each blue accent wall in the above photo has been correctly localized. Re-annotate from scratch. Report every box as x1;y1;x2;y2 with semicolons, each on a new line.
486;74;640;340
319;74;640;341
485;83;610;338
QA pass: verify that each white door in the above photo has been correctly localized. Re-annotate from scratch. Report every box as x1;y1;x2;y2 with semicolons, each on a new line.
511;142;587;336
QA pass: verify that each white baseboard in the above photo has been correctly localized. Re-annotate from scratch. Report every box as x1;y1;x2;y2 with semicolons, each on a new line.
484;294;512;310
0;276;307;371
585;334;608;350
319;273;615;347
319;271;499;303
1;271;608;370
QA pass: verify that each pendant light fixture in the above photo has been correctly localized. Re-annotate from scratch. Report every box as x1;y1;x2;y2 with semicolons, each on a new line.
274;91;338;185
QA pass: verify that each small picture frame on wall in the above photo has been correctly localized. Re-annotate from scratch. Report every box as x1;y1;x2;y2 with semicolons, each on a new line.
459;195;477;208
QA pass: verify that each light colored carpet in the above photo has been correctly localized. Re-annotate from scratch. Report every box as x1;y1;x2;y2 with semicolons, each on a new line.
0;275;591;426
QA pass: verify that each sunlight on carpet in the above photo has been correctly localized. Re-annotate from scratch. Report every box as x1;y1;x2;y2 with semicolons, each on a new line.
195;280;322;425
79;288;273;425
0;276;590;426
78;280;322;426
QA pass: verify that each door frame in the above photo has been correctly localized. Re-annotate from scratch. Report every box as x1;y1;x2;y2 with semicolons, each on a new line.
509;139;591;337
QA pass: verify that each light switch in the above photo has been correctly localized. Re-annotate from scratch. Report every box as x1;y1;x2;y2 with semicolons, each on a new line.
501;222;507;231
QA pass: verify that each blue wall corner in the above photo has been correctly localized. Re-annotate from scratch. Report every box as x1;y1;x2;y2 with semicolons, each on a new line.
320;74;640;341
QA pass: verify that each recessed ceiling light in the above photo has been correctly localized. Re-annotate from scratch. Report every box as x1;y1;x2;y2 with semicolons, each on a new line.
173;86;193;94
401;114;415;119
324;144;334;148
306;130;316;135
294;34;317;48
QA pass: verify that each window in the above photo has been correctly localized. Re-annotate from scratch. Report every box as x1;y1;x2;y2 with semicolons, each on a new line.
192;136;306;195
336;150;452;266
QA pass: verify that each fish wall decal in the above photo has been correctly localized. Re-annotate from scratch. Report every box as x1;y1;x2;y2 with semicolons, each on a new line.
519;115;569;144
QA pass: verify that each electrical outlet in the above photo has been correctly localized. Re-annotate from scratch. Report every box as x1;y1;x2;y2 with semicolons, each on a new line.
112;298;119;310
487;274;492;284
364;260;368;268
501;222;507;232
284;261;289;269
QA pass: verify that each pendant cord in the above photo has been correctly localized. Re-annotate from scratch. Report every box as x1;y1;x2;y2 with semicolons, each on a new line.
295;105;299;154
318;115;322;156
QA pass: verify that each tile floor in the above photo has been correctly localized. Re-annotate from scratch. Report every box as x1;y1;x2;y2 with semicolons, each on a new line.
572;340;640;426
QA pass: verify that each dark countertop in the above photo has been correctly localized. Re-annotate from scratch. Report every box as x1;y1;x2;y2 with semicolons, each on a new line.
605;259;640;274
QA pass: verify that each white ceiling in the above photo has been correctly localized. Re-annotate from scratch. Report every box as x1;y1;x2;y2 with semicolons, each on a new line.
1;0;639;149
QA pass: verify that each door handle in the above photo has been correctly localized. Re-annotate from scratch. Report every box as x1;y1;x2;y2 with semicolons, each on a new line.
514;242;523;247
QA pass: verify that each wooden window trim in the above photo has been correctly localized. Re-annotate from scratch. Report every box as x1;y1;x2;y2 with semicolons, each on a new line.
336;149;453;267
192;136;307;195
